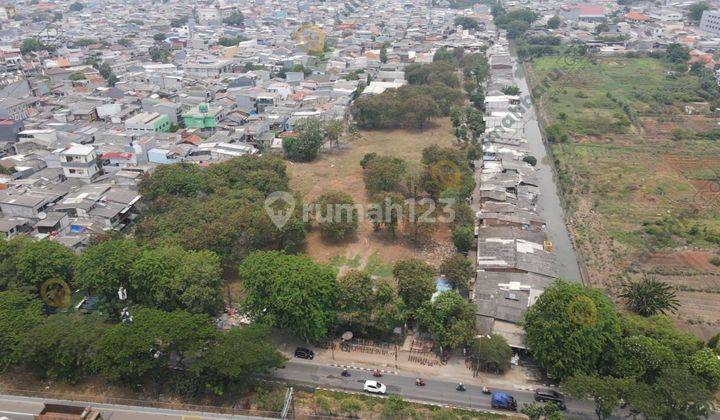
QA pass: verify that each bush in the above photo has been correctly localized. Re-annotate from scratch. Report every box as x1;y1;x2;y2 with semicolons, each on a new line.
451;225;474;253
710;256;720;266
340;397;362;418
523;155;537;166
382;395;408;418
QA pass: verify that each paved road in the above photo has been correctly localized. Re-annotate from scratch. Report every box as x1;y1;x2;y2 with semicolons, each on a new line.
275;359;597;417
0;394;269;420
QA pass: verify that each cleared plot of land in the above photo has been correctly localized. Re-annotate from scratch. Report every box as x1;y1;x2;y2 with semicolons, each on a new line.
288;118;457;276
528;56;720;337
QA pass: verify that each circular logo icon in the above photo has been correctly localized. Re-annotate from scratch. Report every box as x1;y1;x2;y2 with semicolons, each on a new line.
40;278;71;308
294;24;325;55
429;159;462;191
566;295;598;327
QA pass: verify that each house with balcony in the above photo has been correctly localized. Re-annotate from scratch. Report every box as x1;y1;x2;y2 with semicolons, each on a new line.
60;144;101;182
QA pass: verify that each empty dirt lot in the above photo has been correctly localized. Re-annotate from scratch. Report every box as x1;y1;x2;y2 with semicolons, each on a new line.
288;118;457;277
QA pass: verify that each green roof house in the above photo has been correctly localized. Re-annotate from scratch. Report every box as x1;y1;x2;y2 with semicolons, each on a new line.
182;103;221;130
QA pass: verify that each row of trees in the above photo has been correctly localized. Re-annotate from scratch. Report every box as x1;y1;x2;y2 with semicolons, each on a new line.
136;155;307;263
0;293;284;398
238;250;485;347
524;280;720;419
357;146;476;247
282;117;342;162
0;233;226;319
351;61;464;129
492;5;540;39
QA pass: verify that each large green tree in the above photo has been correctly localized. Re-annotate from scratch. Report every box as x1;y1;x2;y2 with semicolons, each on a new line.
239;251;338;341
0;290;43;368
129;246;224;315
439;254;474;297
13;239;75;295
191;325;285;396
523;281;622;381
73;238;140;316
314;191;359;241
392;258;435;312
139;162;207;200
283;118;325;162
416;291;475;349
563;374;629;420
611;335;675;383
22;314;105;383
370;280;407;337
336;270;374;329
689;1;711;20
363;156;407;195
95;308;216;388
468;334;513;375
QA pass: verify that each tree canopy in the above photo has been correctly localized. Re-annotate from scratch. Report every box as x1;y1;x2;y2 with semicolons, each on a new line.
283;117;325;162
239;251;338;342
0;290;43;368
393;258;435;312
524;280;622;381
416;291;475;349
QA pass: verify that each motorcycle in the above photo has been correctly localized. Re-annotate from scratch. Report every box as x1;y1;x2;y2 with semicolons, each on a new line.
372;369;383;378
482;386;491;394
456;383;466;392
341;369;351;377
415;378;426;386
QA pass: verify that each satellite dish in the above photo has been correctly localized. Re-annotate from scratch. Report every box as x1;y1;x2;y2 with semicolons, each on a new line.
37;212;47;220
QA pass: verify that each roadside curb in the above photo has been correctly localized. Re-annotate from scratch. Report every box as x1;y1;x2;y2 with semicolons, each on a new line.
329;363;397;375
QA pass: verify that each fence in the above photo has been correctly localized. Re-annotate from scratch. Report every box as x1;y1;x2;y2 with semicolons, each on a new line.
0;387;282;418
339;338;392;355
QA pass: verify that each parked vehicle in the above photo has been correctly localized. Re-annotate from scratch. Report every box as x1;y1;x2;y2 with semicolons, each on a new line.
534;388;566;410
363;380;387;395
293;347;314;360
491;392;518;411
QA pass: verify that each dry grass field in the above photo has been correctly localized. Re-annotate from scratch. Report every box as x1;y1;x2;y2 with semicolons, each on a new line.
528;56;720;338
288;118;458;277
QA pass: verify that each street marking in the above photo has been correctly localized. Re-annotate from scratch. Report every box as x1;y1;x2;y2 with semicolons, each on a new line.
329;363;397;375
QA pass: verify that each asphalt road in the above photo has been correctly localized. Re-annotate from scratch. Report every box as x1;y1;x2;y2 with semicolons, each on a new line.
275;359;598;417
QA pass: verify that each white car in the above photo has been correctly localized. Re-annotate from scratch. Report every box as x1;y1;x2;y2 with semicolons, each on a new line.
363;380;387;395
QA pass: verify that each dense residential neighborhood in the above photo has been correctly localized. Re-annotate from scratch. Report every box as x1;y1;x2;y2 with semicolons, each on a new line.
1;0;720;419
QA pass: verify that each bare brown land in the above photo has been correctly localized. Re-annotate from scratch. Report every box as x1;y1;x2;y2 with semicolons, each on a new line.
527;56;720;339
288;118;458;277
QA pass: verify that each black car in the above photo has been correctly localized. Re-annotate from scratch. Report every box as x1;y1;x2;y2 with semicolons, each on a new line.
294;347;314;359
534;389;566;410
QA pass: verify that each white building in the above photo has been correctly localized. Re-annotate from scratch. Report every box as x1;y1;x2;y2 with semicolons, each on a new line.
60;144;101;182
700;10;720;36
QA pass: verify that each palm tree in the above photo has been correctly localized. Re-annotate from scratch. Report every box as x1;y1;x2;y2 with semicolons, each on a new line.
620;277;679;317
